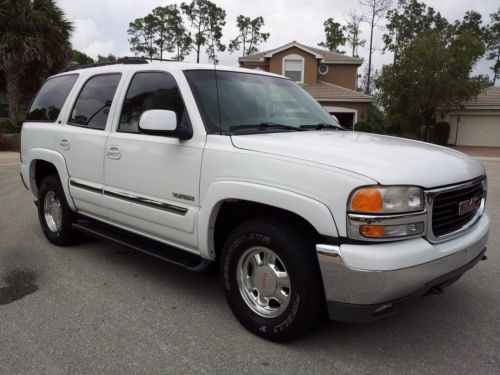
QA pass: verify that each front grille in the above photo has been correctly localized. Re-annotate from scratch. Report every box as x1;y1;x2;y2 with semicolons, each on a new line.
432;180;484;237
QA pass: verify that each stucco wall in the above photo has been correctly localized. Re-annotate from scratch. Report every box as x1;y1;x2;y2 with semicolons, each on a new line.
319;64;358;90
240;49;361;89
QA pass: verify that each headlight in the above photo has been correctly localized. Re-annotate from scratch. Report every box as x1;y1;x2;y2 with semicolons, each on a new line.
349;186;424;214
347;185;426;241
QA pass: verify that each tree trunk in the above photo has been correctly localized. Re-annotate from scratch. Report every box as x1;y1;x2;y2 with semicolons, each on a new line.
365;11;375;94
494;50;499;85
423;110;436;142
196;21;201;64
352;34;355;56
393;31;399;64
5;57;22;128
160;34;164;60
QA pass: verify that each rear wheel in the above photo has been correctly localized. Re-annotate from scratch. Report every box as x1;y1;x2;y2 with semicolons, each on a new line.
220;217;326;342
37;175;79;246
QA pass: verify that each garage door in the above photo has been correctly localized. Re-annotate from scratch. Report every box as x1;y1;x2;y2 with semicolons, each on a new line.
448;115;500;147
331;112;354;129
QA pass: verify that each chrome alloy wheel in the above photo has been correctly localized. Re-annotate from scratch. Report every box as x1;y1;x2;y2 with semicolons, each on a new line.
43;191;63;232
237;246;291;318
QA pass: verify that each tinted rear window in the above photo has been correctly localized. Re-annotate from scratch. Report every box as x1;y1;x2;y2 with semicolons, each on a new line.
26;75;78;122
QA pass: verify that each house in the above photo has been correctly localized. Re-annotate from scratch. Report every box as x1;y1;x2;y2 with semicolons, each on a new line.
238;41;374;129
442;86;500;147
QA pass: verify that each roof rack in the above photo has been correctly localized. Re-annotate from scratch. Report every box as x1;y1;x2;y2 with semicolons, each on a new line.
61;56;177;73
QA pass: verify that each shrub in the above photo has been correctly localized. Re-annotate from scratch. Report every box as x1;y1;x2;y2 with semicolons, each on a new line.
419;125;427;140
386;124;402;135
433;121;450;145
0;134;20;151
0;120;20;134
0;134;11;151
354;121;372;133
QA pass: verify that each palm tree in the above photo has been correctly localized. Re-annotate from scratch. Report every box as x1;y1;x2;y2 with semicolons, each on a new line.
0;0;73;127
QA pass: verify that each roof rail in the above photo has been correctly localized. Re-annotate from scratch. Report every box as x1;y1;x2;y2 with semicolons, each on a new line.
141;57;176;63
60;56;178;73
61;57;146;72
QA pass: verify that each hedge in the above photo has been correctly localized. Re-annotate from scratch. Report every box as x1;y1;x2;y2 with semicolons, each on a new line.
433;121;450;145
354;121;372;133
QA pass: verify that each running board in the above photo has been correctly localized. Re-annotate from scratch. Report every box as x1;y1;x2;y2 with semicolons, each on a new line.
72;217;211;273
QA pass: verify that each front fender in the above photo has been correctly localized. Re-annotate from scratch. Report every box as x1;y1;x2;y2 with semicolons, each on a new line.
197;180;338;260
25;148;76;211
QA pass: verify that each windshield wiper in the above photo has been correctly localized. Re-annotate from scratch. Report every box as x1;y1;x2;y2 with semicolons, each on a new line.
299;123;343;130
229;122;305;132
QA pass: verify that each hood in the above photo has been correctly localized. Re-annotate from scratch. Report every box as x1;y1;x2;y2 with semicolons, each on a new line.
231;131;485;188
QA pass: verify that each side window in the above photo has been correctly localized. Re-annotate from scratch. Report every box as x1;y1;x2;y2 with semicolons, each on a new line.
68;74;121;130
118;72;188;133
26;74;78;122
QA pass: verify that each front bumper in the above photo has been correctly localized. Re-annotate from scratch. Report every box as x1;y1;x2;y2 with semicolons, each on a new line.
317;212;490;322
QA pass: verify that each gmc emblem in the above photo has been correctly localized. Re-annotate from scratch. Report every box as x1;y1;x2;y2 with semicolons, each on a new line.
458;196;480;216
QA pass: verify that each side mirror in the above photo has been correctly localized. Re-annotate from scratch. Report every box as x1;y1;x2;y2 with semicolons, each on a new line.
139;110;177;133
138;109;193;140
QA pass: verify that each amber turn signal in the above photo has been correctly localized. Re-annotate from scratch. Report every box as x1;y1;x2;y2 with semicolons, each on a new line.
359;225;385;237
350;188;383;213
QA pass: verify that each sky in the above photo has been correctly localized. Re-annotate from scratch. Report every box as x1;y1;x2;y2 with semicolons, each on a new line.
60;0;499;84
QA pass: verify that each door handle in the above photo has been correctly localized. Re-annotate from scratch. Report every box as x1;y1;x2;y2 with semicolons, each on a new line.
59;138;70;150
106;145;122;160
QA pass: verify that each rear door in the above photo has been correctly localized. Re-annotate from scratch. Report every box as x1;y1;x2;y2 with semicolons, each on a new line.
58;72;123;218
103;70;205;251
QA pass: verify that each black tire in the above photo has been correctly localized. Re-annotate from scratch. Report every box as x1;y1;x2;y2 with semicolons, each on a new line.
220;217;326;342
37;175;79;246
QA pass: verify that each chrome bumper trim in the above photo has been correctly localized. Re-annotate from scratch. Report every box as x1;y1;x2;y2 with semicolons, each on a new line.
316;217;489;305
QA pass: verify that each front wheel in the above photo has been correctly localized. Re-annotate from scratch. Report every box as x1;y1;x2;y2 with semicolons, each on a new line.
37;175;79;246
220;217;326;342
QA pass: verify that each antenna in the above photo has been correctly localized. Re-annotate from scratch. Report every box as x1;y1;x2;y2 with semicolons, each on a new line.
209;19;223;135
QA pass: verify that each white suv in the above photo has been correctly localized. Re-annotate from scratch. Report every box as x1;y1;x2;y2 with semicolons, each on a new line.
20;59;489;341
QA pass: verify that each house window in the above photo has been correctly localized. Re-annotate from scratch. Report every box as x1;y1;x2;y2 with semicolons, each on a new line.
283;54;304;83
318;64;329;75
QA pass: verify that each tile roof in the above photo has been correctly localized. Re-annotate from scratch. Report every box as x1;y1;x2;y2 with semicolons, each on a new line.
465;86;500;108
301;81;374;102
239;41;363;64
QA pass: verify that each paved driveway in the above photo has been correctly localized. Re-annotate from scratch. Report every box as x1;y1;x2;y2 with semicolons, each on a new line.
0;159;498;374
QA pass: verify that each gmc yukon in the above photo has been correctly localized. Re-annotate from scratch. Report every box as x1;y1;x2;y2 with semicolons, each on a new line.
20;59;489;341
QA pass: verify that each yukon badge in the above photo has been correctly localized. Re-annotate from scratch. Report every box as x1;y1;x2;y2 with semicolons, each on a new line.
173;192;195;202
458;196;480;216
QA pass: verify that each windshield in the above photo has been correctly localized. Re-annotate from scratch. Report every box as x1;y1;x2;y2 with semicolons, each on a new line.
184;70;341;134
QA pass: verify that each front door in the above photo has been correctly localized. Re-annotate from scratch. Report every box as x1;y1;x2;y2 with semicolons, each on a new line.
103;71;204;251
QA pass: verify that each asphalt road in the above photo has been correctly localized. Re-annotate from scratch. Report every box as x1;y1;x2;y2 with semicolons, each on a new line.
0;160;499;375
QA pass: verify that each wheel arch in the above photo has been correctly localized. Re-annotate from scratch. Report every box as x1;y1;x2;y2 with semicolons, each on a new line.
27;148;76;211
198;181;339;260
